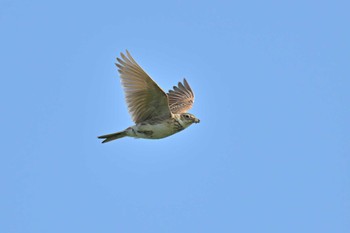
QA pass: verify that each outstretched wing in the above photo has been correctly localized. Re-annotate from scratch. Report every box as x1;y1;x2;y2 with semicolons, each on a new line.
167;78;195;114
116;50;172;123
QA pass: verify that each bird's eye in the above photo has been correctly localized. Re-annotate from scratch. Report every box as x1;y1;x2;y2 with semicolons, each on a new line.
185;114;190;119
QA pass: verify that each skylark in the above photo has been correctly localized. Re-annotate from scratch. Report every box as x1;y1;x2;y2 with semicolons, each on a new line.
98;50;200;143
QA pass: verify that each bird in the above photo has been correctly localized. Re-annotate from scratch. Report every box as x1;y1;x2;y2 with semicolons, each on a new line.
98;50;200;143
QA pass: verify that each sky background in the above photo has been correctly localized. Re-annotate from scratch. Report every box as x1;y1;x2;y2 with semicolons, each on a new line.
1;0;349;232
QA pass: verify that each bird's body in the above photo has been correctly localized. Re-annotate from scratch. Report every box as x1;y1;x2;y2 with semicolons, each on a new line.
98;51;199;143
129;116;185;139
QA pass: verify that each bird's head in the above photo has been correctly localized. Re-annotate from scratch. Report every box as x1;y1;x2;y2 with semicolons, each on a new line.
179;113;200;127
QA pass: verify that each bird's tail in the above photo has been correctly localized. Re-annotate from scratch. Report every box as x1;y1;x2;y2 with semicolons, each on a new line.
98;131;127;143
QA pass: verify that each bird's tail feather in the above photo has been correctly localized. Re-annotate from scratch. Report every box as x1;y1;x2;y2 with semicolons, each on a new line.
98;131;127;143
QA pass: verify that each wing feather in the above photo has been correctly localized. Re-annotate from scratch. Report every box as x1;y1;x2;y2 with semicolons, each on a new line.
167;78;195;114
116;50;172;123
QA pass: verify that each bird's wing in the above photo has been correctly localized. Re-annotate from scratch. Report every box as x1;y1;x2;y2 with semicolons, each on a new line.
167;79;195;114
116;50;172;123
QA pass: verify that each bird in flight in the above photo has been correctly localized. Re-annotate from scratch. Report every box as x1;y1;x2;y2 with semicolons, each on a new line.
98;50;200;143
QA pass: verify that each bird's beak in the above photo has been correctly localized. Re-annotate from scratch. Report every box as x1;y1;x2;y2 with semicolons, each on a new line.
194;118;200;123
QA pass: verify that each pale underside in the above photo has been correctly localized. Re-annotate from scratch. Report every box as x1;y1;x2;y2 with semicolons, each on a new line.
125;116;187;139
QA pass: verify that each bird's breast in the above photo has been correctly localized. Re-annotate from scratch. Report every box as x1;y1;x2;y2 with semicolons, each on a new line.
128;119;184;139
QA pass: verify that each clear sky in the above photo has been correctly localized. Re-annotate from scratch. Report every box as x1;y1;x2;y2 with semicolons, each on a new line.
1;0;349;232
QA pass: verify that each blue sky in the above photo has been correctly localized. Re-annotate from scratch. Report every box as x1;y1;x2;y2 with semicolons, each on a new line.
1;0;349;232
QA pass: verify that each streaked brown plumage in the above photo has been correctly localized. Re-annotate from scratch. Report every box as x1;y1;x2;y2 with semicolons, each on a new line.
98;50;199;143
